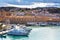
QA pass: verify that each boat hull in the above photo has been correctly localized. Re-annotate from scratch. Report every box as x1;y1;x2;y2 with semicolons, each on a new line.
7;28;32;36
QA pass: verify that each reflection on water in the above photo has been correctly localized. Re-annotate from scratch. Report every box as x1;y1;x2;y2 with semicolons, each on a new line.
7;36;28;40
1;36;29;40
0;27;60;40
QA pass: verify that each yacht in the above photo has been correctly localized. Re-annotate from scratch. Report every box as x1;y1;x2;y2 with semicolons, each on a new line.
7;24;32;36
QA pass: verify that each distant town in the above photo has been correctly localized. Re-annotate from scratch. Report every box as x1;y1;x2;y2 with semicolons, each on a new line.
0;7;60;26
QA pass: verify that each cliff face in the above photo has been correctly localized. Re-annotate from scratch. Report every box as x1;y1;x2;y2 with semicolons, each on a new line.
5;16;60;21
0;7;60;24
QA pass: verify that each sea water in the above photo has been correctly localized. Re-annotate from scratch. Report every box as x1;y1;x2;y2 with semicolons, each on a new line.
0;26;60;40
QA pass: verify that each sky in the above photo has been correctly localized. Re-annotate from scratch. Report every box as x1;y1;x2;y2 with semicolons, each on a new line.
0;0;60;8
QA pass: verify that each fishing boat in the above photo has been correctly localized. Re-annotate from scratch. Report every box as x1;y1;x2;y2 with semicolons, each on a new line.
7;24;32;36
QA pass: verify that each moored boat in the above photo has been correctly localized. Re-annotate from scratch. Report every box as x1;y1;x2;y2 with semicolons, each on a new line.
7;24;32;36
40;23;48;27
0;23;14;38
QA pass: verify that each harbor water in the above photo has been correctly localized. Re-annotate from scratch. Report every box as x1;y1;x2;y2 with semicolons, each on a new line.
0;26;60;40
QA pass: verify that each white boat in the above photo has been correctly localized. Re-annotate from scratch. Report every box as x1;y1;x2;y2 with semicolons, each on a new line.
0;23;14;37
7;24;32;36
40;22;48;27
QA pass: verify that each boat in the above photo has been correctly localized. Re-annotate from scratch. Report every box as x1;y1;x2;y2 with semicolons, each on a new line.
40;23;48;27
7;24;32;36
0;23;14;37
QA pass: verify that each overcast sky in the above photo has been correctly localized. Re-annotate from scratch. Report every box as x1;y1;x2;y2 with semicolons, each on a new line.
0;0;60;8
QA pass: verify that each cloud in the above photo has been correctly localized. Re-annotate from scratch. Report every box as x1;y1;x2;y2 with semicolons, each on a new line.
0;2;60;8
32;2;59;7
4;2;60;8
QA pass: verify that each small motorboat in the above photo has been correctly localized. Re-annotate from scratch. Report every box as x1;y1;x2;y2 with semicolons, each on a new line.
40;24;47;27
40;22;48;27
7;24;32;36
0;23;13;38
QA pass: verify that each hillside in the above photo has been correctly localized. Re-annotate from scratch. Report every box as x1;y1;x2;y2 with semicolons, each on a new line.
0;7;60;13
